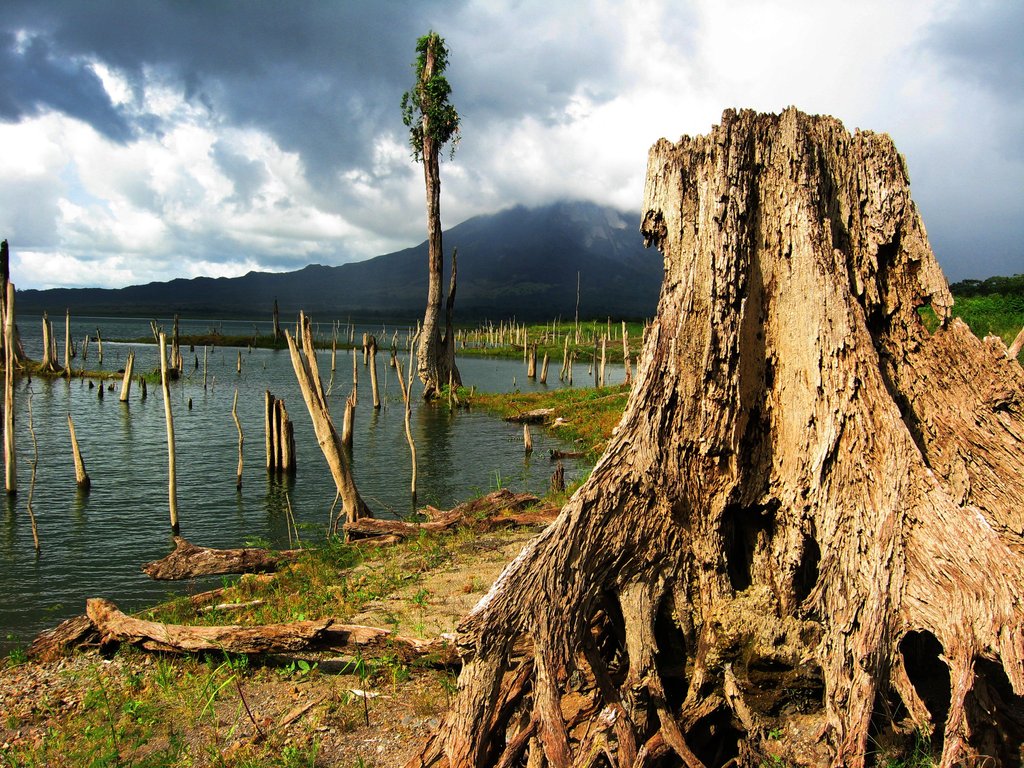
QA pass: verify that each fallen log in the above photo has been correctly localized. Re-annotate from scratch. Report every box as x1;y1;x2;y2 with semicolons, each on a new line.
344;490;552;540
85;598;457;665
87;598;332;654
142;537;300;580
549;449;584;460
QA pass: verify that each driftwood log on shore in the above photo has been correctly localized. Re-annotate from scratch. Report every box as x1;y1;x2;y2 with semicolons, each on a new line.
142;537;300;580
85;598;458;665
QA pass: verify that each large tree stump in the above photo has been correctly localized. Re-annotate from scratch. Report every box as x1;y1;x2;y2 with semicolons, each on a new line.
409;108;1024;768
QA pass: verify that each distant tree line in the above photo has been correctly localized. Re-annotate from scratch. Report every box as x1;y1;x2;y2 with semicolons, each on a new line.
950;273;1024;298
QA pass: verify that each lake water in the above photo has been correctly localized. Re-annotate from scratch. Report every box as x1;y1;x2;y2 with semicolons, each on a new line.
1;315;624;651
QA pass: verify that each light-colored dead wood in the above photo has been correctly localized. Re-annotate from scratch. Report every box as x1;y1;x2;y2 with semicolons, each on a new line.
396;332;420;504
1008;325;1024;360
523;423;533;454
621;320;632;384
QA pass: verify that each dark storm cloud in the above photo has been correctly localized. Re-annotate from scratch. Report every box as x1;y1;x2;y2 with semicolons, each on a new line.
0;1;468;177
0;29;133;141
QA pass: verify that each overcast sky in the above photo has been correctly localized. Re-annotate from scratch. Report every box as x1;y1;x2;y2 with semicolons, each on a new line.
0;0;1020;290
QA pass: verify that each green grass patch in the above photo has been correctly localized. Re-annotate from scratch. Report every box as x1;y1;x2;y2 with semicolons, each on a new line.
471;383;630;457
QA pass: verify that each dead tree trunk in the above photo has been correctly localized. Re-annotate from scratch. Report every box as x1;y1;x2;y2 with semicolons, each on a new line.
286;313;371;527
63;309;72;375
409;108;1024;768
39;312;58;373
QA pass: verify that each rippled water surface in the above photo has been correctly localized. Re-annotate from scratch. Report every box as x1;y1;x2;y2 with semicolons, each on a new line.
1;316;623;650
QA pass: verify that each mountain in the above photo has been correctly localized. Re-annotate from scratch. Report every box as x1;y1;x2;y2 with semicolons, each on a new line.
17;201;663;321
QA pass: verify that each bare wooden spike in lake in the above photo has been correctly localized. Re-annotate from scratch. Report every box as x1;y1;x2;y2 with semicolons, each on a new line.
527;344;537;379
351;347;358;406
96;328;103;364
395;332;419;507
4;281;16;495
523;423;533;454
236;350;242;374
63;309;72;375
232;388;243;490
119;350;135;403
621;320;632;384
368;335;381;409
599;336;606;388
158;332;179;534
272;298;281;341
540;352;549;384
66;412;91;491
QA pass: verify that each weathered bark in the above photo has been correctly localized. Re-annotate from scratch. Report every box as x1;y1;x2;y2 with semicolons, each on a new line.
66;412;90;490
142;537;297;579
286;313;371;527
273;298;281;341
410;109;1024;768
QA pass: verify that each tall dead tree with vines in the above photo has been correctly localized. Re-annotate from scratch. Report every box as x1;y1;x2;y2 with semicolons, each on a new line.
402;30;462;399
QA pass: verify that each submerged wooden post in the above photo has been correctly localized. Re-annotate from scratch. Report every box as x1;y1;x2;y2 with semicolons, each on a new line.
63;309;72;375
368;335;381;409
527;344;537;378
540;352;549;384
236;350;242;374
96;328;103;365
272;298;281;341
523;423;533;454
67;412;91;491
264;390;276;472
159;333;179;534
351;347;358;406
232;388;243;490
599;336;607;388
4;282;16;495
119;350;135;403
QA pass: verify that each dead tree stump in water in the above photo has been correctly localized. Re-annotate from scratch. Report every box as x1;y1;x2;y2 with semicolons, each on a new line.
264;391;296;476
119;350;135;403
159;333;179;534
368;335;381;409
66;413;90;491
408;108;1024;768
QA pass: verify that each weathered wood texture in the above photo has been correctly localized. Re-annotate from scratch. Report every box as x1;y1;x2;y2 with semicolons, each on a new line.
142;537;298;580
409;108;1024;768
